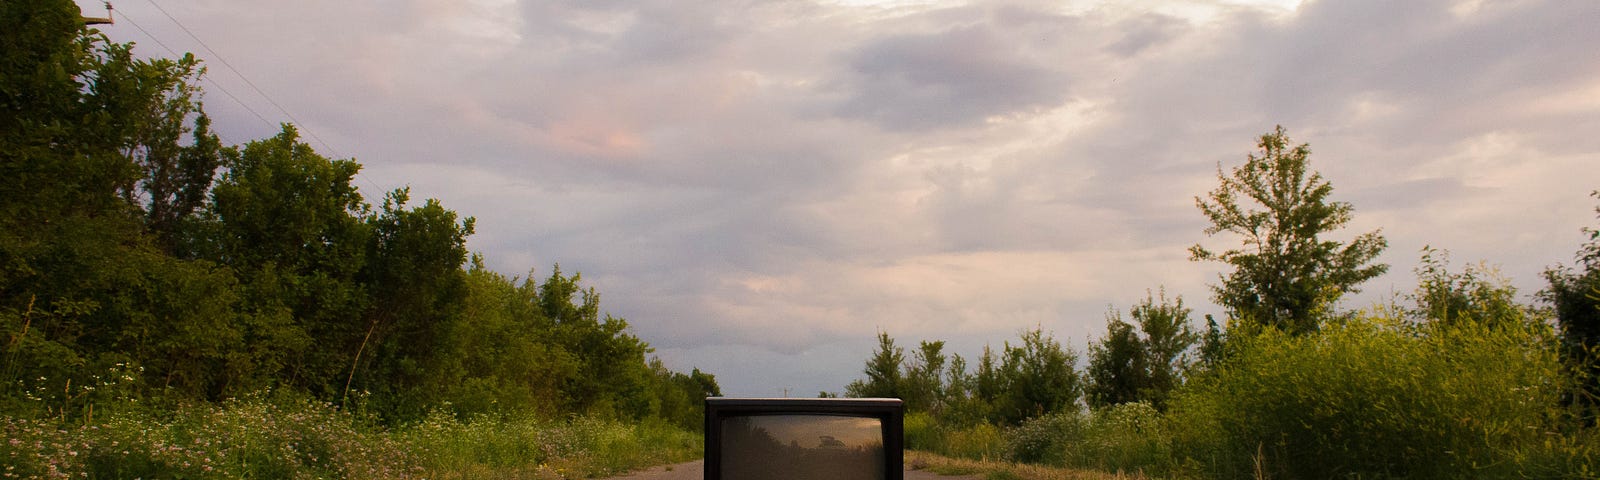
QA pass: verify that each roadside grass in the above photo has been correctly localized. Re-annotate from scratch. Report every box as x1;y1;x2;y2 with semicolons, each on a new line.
0;393;700;479
403;409;701;480
908;450;1148;480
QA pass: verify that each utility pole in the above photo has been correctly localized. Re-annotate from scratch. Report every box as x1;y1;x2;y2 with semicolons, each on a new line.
82;2;114;25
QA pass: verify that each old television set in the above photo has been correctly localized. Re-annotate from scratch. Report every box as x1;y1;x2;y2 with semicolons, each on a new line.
704;398;903;480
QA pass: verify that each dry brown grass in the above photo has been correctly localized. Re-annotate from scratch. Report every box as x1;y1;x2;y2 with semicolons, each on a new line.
906;450;1150;480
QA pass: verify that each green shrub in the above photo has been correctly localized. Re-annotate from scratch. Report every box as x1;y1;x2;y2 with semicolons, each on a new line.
907;411;1007;461
1004;411;1084;465
941;422;1007;460
993;402;1170;474
1077;402;1168;473
1166;314;1588;479
904;411;940;451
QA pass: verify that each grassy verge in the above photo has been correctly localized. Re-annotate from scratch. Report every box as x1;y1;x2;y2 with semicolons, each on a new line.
0;394;699;479
908;450;1146;480
403;409;700;479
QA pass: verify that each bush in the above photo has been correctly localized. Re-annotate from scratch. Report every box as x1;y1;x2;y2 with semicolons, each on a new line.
1166;313;1588;479
906;411;1007;461
941;422;1007;460
1005;412;1084;465
904;411;939;451
996;403;1169;474
1077;402;1168;474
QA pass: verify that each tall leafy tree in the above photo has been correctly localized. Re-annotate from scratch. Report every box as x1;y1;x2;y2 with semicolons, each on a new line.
1135;290;1198;408
207;125;372;396
846;332;904;399
974;344;1001;404
1191;126;1388;334
939;352;989;424
1088;290;1197;410
0;0;237;405
901;340;947;413
994;328;1079;424
1088;314;1148;408
427;261;575;417
354;188;474;418
537;266;652;418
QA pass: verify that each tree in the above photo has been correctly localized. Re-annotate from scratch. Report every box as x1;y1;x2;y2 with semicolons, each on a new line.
354;188;475;419
426;261;575;418
1087;314;1148;408
846;331;904;399
1411;247;1524;329
207;125;372;397
1088;290;1198;410
1190;126;1388;334
1545;191;1600;416
939;352;988;425
0;0;723;425
974;345;1001;404
0;0;239;407
901;340;947;413
536;266;653;418
1134;290;1198;408
994;328;1079;424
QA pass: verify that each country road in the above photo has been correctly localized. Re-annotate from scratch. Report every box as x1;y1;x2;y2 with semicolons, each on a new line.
607;460;980;480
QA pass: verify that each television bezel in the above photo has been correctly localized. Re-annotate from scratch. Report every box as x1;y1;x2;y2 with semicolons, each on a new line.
703;397;904;480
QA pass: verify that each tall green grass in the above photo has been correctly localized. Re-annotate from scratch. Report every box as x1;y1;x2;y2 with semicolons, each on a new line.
402;409;700;479
905;412;1007;460
0;393;700;479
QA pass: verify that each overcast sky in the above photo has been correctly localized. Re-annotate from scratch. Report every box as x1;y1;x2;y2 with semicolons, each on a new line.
83;0;1600;397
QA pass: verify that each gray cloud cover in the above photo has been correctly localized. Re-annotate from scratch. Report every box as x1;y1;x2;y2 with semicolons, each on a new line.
90;0;1600;396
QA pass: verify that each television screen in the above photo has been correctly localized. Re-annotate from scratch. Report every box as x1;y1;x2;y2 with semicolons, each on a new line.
704;398;903;480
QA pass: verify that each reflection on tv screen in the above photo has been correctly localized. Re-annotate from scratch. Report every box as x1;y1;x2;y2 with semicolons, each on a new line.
721;415;886;480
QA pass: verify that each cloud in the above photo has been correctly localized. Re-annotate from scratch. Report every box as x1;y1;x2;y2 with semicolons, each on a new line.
87;0;1600;396
831;26;1070;131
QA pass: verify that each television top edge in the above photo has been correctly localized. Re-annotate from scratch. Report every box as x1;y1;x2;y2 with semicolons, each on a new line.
706;397;902;403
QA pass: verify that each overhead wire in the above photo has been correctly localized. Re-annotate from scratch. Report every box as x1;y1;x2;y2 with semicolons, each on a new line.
142;0;343;159
101;8;251;147
109;1;399;197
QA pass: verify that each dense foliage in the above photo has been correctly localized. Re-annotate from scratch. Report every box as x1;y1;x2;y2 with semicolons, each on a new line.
0;0;715;430
844;327;1081;427
1086;290;1197;410
1167;312;1580;478
1190;126;1388;334
1545;192;1600;420
846;129;1600;479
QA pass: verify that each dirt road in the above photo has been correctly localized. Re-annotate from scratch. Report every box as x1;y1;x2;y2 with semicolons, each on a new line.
608;460;980;480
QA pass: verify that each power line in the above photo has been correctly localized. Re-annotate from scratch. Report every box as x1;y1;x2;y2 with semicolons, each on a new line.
113;8;261;145
143;0;343;160
115;1;397;197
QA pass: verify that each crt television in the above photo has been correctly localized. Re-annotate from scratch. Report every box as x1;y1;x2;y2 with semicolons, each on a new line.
704;397;904;480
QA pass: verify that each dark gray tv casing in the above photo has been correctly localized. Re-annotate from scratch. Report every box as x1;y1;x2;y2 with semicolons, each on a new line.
703;397;904;480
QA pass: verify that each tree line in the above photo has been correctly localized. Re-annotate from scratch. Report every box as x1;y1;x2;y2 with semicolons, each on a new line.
0;0;717;428
840;125;1600;447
